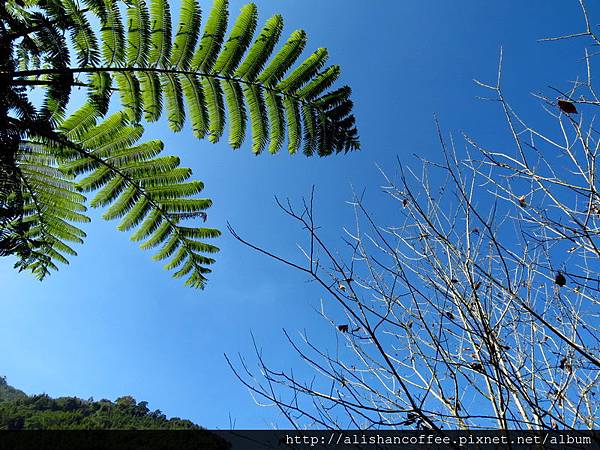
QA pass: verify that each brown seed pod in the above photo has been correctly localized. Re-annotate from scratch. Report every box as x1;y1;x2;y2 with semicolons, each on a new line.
558;99;578;114
555;272;566;287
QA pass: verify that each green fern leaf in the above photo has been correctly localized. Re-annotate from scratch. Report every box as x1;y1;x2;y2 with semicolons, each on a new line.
15;145;89;279
203;76;225;143
64;113;220;288
283;97;301;154
126;0;150;66
170;0;202;69
243;84;268;154
191;0;228;72
296;65;340;100
115;71;143;122
100;0;125;66
62;0;101;66
148;0;172;66
222;79;246;148
161;73;185;131
181;74;208;139
264;90;285;153
139;72;163;121
7;0;361;288
118;197;151;231
235;14;283;81
212;3;257;76
277;47;328;92
257;29;306;86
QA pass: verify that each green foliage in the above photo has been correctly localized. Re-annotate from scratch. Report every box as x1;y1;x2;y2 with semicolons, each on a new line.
0;394;202;430
1;0;359;288
8;0;359;155
16;108;220;287
15;141;90;279
0;377;27;402
0;378;226;442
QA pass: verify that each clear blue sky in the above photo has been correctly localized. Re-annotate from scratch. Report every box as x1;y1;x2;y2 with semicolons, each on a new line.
0;0;592;428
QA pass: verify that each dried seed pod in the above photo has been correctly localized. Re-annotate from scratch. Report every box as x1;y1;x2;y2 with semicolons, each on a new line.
555;272;566;287
558;99;578;114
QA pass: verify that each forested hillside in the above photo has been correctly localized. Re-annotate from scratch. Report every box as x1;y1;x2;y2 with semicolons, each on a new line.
0;377;203;431
0;377;26;402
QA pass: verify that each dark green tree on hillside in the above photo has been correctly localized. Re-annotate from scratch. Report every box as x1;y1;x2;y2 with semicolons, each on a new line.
0;0;359;288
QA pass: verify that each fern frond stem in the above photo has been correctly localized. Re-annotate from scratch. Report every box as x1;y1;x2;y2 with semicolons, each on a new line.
12;80;89;88
10;67;325;112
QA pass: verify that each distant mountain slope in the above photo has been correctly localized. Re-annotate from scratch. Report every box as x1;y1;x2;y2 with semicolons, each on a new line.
0;377;26;402
0;377;228;449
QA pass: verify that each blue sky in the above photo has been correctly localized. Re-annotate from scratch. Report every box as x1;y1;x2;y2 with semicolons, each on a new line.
0;0;593;428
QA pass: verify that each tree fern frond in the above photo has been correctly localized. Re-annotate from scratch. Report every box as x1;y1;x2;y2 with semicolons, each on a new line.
152;233;181;260
325;99;355;121
118;196;151;231
277;47;328;92
119;155;181;178
77;165;113;192
314;86;352;109
139;220;171;249
76;111;130;152
235;13;283;81
105;140;165;167
148;0;172;66
222;79;246;148
130;209;163;242
62;113;220;288
49;1;358;155
39;72;72;125
82;0;109;20
257;29;306;86
283;97;301;154
264;90;285;153
301;104;317;156
16;43;30;72
161;72;185;131
90;175;127;208
100;185;137;220
159;198;213;214
191;0;228;72
212;3;257;76
94;124;146;156
62;0;101;66
136;167;192;187
181;74;208;138
202;76;225;143
244;83;268;154
182;239;218;253
139;72;162;121
147;181;204;200
126;0;150;66
115;71;143;122
87;72;113;116
5;0;361;288
15;146;89;279
100;0;125;66
296;65;340;100
60;102;103;140
170;0;201;69
164;246;189;269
